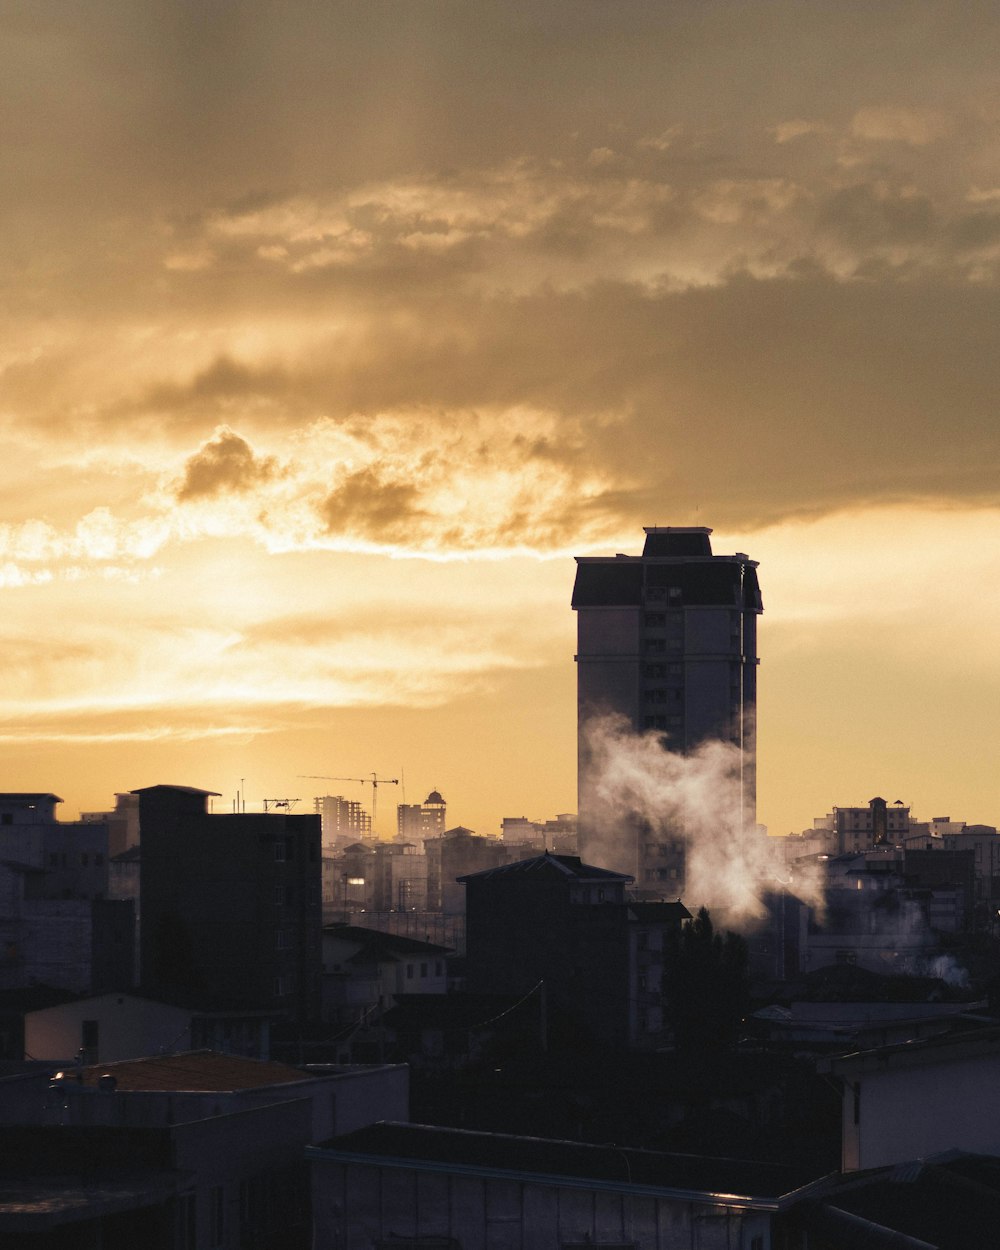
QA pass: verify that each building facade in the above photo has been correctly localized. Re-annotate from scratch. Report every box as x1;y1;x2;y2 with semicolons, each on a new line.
137;785;322;1027
397;790;446;842
572;527;762;885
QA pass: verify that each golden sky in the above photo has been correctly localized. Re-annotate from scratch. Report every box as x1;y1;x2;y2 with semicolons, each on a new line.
3;2;1000;837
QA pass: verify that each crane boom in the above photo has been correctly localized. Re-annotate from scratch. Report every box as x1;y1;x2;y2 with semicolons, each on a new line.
297;773;400;831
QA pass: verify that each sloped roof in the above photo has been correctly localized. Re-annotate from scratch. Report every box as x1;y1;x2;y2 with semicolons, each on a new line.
323;924;452;959
458;852;632;884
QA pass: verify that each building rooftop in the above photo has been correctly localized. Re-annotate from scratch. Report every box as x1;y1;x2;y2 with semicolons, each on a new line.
0;794;62;803
458;853;632;884
72;1050;312;1092
311;1122;826;1203
323;925;453;959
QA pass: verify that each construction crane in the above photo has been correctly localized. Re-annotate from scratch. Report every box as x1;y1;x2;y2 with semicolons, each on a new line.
298;773;399;830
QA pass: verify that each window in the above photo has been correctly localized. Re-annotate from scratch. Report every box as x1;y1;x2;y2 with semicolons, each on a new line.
210;1184;225;1246
273;843;286;862
177;1192;196;1250
406;963;414;979
95;853;103;866
81;1019;99;1061
435;961;443;976
419;962;428;977
0;814;11;827
274;885;285;905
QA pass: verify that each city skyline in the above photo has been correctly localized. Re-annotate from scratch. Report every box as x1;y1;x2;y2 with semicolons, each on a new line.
3;3;1000;840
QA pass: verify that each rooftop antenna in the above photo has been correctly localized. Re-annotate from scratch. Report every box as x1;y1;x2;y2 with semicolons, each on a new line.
263;798;299;813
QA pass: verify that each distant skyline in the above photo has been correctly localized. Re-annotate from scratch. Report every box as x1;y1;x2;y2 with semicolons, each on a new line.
3;3;999;839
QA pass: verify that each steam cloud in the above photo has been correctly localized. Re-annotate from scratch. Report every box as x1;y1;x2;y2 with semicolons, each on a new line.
580;713;824;927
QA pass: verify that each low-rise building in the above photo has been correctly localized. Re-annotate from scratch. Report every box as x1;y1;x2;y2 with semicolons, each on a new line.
308;1122;827;1250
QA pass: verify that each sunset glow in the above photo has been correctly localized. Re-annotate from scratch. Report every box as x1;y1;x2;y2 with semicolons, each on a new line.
4;3;999;836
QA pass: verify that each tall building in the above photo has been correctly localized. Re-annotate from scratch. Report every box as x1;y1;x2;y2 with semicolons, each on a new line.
572;526;762;889
138;785;322;1026
315;794;372;847
397;790;446;842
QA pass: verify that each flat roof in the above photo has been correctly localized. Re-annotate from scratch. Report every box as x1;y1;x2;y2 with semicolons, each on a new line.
311;1122;827;1206
74;1050;312;1092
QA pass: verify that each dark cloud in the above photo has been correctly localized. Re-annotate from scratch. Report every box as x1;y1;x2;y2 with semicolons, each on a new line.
176;427;279;500
321;466;426;541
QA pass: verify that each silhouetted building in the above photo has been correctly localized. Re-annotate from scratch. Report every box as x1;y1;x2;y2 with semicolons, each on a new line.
461;853;689;1050
0;794;133;994
397;790;446;841
572;527;762;886
137;785;322;1026
371;842;428;911
501;813;577;853
314;794;371;847
424;827;507;913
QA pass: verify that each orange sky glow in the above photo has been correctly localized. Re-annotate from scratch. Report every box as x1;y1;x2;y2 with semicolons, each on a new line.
3;2;1000;838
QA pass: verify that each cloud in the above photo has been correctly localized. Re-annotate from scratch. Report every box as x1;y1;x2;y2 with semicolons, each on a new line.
176;426;280;500
850;105;948;146
321;465;425;542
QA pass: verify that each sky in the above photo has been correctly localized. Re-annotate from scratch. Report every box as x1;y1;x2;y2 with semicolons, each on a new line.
3;1;1000;838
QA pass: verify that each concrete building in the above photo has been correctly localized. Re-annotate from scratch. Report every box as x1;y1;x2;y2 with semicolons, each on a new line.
309;1122;825;1250
371;842;429;912
500;813;578;853
0;792;135;993
137;784;323;1027
823;1027;1000;1172
24;991;273;1064
314;795;371;848
0;1050;408;1248
81;791;140;858
572;527;762;886
461;853;689;1050
397;789;447;841
424;827;507;913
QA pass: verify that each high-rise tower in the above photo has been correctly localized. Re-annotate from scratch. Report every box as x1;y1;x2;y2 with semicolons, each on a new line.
572;527;762;890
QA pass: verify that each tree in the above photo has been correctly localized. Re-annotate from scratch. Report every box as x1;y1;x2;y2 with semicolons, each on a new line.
662;907;749;1054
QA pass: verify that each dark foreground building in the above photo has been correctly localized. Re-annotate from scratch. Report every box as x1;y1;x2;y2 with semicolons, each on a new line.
137;785;322;1026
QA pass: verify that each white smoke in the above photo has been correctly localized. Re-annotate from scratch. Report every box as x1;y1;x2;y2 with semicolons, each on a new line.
580;712;824;927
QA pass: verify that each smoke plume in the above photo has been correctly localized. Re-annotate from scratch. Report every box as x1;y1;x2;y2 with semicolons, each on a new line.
580;713;823;927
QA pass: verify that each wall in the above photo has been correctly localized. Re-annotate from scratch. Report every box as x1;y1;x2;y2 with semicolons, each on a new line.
310;1155;759;1250
841;1047;1000;1170
25;993;192;1063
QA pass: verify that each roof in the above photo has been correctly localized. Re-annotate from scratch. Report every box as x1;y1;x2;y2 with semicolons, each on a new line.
424;791;445;805
628;901;692;923
0;793;61;803
822;1023;1000;1077
310;1122;825;1204
110;846;141;863
129;785;221;797
792;1152;1000;1250
458;853;633;884
323;924;452;959
73;1050;312;1092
